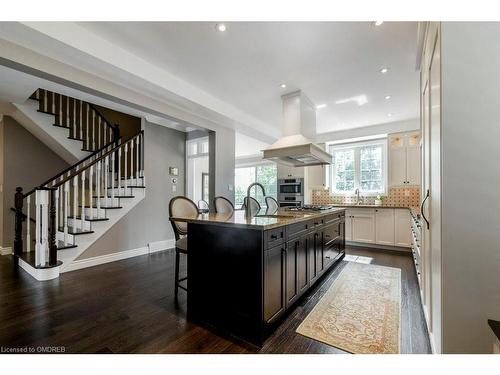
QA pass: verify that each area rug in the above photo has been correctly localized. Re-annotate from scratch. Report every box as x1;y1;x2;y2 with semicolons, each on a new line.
296;262;401;354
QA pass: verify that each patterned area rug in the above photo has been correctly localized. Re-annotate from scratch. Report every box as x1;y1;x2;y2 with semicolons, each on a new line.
296;262;401;354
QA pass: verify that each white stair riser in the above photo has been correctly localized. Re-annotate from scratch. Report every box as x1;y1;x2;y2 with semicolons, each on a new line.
57;231;75;244
89;197;121;206
68;218;92;231
83;207;107;217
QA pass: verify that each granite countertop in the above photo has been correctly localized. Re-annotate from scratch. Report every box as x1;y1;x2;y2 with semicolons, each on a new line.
170;207;346;230
329;203;412;209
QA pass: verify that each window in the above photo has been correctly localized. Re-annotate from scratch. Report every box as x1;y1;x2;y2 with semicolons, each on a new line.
328;139;387;195
235;163;277;208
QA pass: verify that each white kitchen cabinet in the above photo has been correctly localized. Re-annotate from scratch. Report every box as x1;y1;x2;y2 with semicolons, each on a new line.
375;208;395;246
389;132;421;186
344;209;353;241
277;164;304;178
394;209;412;247
351;209;375;244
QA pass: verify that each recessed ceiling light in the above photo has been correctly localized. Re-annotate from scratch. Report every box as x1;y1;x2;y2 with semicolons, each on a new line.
385;95;392;100
280;83;287;89
215;23;227;32
380;67;389;74
316;104;327;109
387;113;393;117
374;21;384;26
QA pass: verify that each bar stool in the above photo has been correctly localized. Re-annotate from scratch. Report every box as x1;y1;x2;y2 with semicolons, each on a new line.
169;196;198;300
265;196;279;215
213;196;234;214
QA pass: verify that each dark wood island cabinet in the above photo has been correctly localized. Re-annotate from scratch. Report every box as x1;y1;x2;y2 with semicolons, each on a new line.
171;208;346;346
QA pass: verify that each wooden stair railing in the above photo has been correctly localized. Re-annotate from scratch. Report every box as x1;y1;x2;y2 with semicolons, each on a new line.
31;89;117;152
14;121;144;269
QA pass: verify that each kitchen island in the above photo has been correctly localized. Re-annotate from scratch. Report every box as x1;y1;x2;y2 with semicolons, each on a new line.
170;207;346;346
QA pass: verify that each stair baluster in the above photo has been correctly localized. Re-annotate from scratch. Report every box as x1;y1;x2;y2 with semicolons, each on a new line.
124;143;128;196
73;174;78;228
89;164;94;220
26;195;31;253
118;147;122;200
104;156;109;208
111;151;115;206
80;101;84;141
96;160;101;219
63;181;69;246
81;170;86;231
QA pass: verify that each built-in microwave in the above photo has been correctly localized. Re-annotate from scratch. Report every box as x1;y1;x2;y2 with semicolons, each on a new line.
278;178;303;195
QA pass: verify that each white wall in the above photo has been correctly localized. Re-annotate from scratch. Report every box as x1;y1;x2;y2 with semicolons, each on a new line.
214;126;236;202
441;22;500;353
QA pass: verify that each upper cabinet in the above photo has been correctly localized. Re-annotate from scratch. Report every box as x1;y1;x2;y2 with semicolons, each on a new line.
389;132;421;187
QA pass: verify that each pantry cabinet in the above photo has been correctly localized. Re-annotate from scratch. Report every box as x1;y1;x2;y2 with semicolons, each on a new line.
389;132;421;186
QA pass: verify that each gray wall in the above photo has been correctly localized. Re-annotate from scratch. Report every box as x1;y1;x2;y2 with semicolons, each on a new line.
214;126;235;202
77;121;185;259
1;116;69;248
441;22;500;353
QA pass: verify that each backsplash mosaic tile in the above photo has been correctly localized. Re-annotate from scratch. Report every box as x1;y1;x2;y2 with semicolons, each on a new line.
312;186;421;207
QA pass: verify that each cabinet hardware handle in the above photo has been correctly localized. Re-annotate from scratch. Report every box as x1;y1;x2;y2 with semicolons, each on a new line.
271;234;278;240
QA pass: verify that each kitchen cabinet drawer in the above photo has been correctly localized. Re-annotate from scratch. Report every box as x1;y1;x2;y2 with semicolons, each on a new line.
323;222;340;246
265;226;285;249
287;221;309;240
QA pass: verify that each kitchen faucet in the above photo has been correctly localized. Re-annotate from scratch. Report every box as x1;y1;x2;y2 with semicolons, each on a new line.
355;188;362;205
246;182;266;219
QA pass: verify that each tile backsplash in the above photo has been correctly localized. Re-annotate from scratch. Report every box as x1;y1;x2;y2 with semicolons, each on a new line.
312;186;421;207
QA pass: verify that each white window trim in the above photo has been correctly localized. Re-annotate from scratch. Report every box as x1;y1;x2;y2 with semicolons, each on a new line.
326;138;388;196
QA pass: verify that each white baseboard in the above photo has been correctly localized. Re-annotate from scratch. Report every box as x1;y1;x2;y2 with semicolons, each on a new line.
62;238;175;273
148;239;175;253
0;247;12;256
18;257;61;281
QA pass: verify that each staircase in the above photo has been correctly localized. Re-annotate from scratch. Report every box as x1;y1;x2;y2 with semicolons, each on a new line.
13;89;146;280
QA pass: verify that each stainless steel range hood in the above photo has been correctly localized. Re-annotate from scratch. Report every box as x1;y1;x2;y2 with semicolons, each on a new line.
263;90;332;167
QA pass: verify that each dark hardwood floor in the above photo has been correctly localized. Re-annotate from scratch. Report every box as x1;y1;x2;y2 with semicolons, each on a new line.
0;246;431;354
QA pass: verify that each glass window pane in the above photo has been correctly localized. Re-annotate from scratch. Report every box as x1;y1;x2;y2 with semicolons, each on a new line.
333;149;355;193
360;145;383;193
235;167;255;207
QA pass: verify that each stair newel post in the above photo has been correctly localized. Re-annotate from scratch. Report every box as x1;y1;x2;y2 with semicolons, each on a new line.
13;187;24;258
48;188;57;267
36;189;49;267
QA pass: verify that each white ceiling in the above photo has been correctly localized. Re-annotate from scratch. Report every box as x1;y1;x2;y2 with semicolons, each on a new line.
79;22;420;135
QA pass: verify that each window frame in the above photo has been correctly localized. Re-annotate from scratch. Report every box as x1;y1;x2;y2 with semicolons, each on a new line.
326;139;388;196
234;161;278;208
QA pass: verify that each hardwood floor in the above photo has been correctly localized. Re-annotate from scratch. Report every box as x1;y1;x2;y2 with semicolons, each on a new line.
0;246;431;354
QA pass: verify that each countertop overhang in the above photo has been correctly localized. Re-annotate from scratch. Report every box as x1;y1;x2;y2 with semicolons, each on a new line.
170;207;346;230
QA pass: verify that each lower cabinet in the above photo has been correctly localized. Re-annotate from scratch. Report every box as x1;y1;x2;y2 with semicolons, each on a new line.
264;211;346;325
264;244;286;324
351;209;375;243
375;208;395;245
285;234;308;307
342;207;411;248
394;209;412;247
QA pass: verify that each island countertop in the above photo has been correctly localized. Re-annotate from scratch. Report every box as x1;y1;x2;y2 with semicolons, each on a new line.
170;207;346;230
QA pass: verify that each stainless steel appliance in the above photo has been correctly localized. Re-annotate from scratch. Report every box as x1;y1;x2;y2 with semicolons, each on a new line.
278;178;304;207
